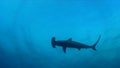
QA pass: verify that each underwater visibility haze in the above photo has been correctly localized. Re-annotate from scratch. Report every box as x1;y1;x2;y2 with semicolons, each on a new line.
0;0;120;68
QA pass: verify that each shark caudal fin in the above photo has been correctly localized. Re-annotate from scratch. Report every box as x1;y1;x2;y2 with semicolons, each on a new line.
51;37;56;48
92;35;101;51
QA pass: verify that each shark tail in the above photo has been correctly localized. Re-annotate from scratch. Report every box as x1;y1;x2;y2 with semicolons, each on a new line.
51;37;56;48
92;35;101;51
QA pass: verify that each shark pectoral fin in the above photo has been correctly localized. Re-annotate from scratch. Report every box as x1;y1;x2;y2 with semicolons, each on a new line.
63;46;66;53
78;48;81;50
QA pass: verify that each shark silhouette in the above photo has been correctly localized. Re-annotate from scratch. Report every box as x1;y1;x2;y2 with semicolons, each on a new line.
51;35;101;53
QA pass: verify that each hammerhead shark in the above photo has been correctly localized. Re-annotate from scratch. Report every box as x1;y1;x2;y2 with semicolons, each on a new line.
51;35;101;53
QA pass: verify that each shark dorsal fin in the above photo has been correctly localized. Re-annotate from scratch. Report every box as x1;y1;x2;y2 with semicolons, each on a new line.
68;38;72;41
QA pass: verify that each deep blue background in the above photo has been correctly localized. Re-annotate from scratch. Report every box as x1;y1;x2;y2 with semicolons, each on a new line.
0;0;120;68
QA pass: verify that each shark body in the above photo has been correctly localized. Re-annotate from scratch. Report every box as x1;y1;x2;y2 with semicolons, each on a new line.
51;35;101;53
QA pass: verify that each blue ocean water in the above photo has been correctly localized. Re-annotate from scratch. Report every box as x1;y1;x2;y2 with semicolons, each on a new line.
0;0;120;68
